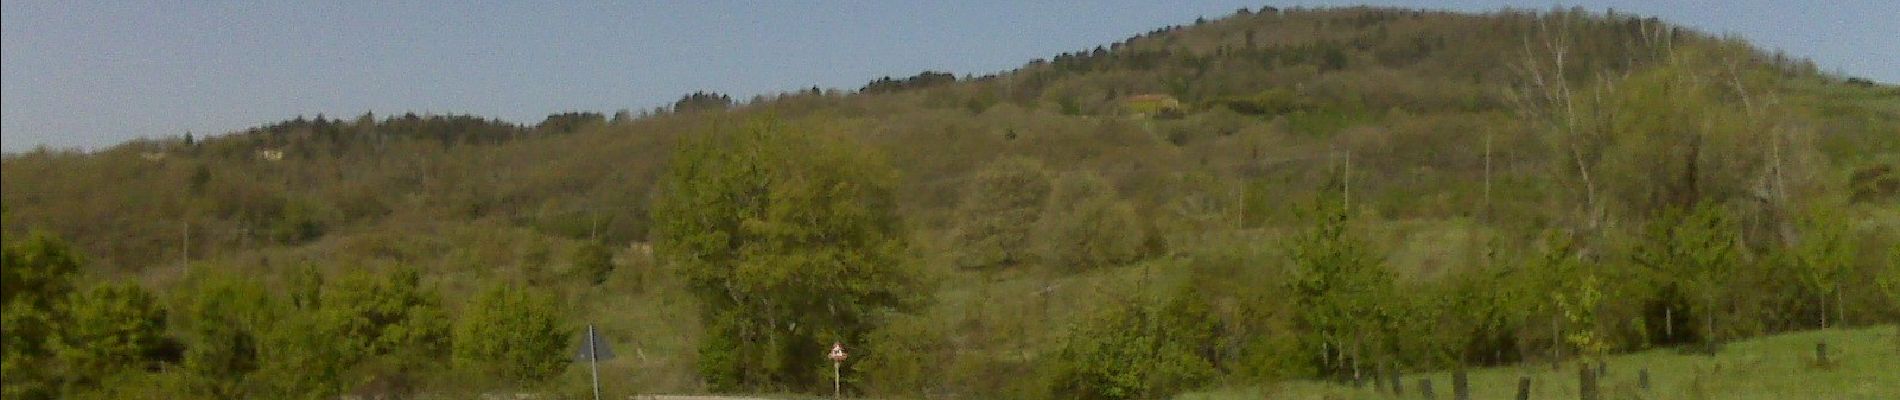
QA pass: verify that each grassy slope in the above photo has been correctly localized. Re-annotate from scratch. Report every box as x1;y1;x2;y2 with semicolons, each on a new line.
1181;325;1900;400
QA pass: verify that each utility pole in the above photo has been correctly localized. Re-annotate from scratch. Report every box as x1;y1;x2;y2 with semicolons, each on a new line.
1484;133;1493;222
1344;150;1353;210
182;222;190;268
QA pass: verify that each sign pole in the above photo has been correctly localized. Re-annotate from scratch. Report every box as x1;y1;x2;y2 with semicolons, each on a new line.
828;342;848;399
589;324;601;400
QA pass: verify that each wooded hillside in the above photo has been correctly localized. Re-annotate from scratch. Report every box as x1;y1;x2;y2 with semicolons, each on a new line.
4;6;1896;400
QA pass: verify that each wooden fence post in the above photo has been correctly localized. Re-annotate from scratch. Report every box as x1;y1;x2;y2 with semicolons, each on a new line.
1579;362;1600;400
1389;366;1404;396
1372;363;1385;392
1452;369;1470;400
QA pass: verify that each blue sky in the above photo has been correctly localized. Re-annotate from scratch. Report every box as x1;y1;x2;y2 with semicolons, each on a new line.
4;1;1896;152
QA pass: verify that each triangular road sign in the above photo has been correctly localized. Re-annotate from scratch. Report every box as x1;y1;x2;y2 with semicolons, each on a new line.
576;325;615;362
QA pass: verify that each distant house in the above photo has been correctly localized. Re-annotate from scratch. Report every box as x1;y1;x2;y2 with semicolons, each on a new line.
256;149;284;161
1124;94;1184;118
139;152;168;161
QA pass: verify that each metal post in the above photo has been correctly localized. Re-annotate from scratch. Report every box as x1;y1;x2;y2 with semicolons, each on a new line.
590;324;601;400
833;360;841;398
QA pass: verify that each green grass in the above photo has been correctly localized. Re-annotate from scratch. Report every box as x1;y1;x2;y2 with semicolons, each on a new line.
1179;325;1900;400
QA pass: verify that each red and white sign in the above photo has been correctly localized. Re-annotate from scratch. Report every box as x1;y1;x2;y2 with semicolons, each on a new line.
828;342;848;362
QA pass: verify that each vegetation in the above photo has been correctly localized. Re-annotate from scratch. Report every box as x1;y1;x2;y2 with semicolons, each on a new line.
1181;324;1900;400
453;284;569;384
651;121;923;392
3;6;1896;400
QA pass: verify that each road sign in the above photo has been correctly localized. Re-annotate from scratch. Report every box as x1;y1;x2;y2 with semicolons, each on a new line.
829;342;848;398
577;324;613;400
576;325;616;362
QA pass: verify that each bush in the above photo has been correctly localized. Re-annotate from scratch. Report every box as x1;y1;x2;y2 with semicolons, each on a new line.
451;285;570;384
319;267;450;362
857;314;953;398
253;313;348;400
572;242;615;285
2;234;85;400
1038;172;1146;271
176;276;277;399
952;156;1053;269
54;283;171;386
1044;296;1215;400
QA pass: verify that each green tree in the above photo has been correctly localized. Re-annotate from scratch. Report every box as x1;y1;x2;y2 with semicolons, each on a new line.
952;156;1053;269
53;283;170;388
1285;202;1394;379
253;313;348;400
318;267;449;364
1044;291;1215;400
572;242;615;285
856;314;953;397
451;284;569;384
1631;202;1739;347
176;276;277;399
1787;205;1855;329
651;120;921;392
1038;171;1145;271
2;233;84;400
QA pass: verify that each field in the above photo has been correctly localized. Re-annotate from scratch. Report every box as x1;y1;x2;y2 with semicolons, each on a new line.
1180;325;1900;400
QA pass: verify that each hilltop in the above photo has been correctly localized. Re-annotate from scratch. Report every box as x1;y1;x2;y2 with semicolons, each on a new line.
3;6;1897;400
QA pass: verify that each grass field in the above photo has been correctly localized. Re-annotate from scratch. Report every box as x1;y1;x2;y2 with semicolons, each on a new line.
1179;325;1899;400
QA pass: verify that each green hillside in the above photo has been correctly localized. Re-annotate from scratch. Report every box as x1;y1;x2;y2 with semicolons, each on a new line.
1185;325;1900;400
3;6;1897;400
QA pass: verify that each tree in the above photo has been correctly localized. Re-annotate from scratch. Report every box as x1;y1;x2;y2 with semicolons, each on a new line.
253;313;348;400
673;91;734;113
1631;202;1739;347
572;242;615;285
1038;171;1145;271
317;267;449;364
2;234;84;400
452;285;569;384
1044;290;1215;400
1786;205;1854;329
951;156;1053;269
176;276;277;399
1285;202;1393;379
53;283;170;387
651;119;921;392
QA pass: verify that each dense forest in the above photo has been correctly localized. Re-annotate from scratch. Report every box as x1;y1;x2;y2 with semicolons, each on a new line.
4;6;1898;400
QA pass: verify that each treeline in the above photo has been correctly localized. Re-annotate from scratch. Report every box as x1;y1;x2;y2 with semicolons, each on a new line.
0;234;576;400
997;200;1899;399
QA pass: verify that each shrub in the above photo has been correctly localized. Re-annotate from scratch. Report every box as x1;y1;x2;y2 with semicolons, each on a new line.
572;242;615;285
1038;172;1146;271
1044;295;1215;400
952;156;1053;269
54;283;171;386
452;285;569;384
2;234;85;400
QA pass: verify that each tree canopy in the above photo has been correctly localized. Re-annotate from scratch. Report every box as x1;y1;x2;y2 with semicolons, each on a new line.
651;119;923;392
